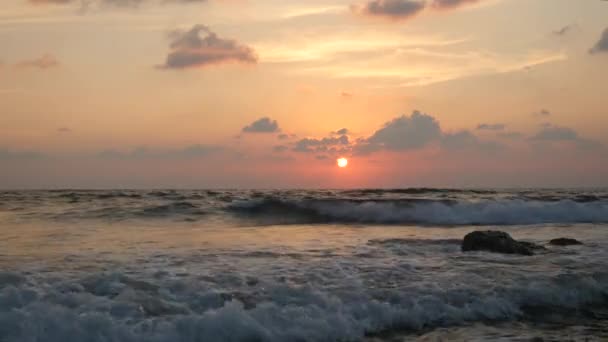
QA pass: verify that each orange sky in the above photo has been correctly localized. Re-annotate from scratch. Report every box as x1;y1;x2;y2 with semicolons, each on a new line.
1;0;607;188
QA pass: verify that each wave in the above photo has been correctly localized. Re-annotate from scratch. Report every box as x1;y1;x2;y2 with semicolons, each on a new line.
3;189;608;225
340;188;498;196
0;270;607;341
35;201;207;222
227;197;608;225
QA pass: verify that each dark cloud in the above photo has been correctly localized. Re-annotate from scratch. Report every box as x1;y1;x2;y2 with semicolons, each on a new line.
0;148;43;160
353;110;504;155
590;28;608;55
430;0;479;10
29;0;206;6
57;127;72;133
352;0;426;20
340;92;353;99
160;25;257;69
98;145;222;159
364;111;441;151
477;123;505;131
498;131;524;139
273;145;288;153
441;130;477;149
103;0;206;7
277;134;290;140
441;130;502;151
332;128;349;135
108;0;137;6
242;117;280;133
531;125;578;141
552;25;572;37
293;135;350;153
530;124;602;150
29;0;72;4
16;54;59;69
532;109;551;117
177;144;222;157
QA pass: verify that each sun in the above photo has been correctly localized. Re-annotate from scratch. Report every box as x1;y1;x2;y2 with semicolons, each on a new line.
337;157;348;168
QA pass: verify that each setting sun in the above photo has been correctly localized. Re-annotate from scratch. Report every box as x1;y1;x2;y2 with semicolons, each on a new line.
337;158;348;168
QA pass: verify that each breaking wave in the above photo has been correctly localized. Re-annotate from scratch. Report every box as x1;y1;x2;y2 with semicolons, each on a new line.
228;197;608;225
3;189;608;225
0;270;606;341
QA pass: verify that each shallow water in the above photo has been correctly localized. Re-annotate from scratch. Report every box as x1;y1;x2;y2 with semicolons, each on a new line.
0;190;607;341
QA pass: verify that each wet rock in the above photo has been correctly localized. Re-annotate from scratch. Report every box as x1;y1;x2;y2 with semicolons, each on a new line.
220;292;257;309
462;230;543;256
549;238;583;246
245;277;259;286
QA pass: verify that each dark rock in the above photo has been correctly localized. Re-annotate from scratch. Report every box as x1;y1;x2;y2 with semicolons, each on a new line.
220;292;257;310
245;277;259;286
462;230;543;256
549;238;583;246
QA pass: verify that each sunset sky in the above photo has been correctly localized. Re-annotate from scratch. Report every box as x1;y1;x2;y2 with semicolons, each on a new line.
1;0;607;188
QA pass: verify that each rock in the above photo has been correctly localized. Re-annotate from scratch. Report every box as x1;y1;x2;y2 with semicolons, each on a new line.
245;277;259;286
549;238;583;246
220;292;257;310
462;230;543;256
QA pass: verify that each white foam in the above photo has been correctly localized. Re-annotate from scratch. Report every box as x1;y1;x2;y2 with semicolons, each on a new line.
305;199;608;225
0;270;606;341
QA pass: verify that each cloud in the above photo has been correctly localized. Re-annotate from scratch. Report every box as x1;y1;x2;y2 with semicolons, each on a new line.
29;0;72;4
242;117;280;133
98;145;223;159
498;131;524;139
441;130;502;151
351;0;484;22
430;0;479;10
530;125;578;141
332;128;349;135
57;127;72;133
477;123;505;131
277;133;297;140
0;148;44;160
364;110;441;151
532;109;551;117
101;0;207;7
96;0;145;8
590;28;608;55
293;135;350;153
16;54;60;69
353;110;504;155
441;130;477;149
530;124;602;150
160;25;257;69
552;25;572;37
273;145;288;153
352;0;425;21
340;92;353;99
29;0;206;6
176;144;222;157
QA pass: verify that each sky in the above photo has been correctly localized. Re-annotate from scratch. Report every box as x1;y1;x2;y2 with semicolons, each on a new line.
0;0;607;189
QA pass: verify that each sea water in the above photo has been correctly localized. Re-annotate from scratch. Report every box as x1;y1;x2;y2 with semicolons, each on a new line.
0;189;607;341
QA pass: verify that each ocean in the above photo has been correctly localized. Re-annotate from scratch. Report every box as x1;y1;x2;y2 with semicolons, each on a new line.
0;189;607;341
